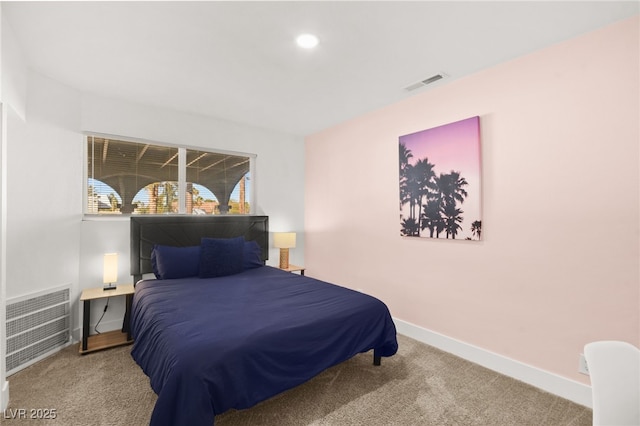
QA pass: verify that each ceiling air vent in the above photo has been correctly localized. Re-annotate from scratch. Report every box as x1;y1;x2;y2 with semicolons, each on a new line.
404;73;446;92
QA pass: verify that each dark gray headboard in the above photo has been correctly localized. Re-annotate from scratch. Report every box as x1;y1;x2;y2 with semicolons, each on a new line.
130;215;269;283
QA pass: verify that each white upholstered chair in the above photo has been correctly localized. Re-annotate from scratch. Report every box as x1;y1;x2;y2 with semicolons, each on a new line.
584;341;640;426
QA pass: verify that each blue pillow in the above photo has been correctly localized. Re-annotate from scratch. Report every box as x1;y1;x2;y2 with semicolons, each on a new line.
243;240;264;270
151;245;201;280
199;237;245;278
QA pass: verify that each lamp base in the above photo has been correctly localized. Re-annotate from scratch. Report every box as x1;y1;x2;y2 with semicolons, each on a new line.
103;284;117;291
279;248;290;269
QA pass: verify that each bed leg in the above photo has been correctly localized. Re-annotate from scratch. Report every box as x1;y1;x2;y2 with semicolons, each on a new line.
373;354;381;366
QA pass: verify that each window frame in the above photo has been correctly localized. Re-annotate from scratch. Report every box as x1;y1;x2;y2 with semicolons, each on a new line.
83;132;256;218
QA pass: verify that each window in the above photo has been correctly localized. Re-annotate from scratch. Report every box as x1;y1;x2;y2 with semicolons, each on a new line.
86;135;254;216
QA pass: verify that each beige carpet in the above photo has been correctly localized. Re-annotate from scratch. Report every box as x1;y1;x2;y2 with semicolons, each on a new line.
1;335;591;425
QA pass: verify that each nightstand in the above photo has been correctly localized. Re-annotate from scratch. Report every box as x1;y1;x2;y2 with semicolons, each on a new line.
280;264;305;275
79;284;134;354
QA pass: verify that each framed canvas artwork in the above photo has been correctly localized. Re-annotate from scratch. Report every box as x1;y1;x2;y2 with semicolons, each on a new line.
399;116;481;240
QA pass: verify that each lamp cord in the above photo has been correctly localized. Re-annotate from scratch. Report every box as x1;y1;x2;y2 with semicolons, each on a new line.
94;298;110;334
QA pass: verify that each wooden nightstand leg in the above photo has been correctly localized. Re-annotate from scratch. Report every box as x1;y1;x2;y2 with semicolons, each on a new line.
82;300;90;352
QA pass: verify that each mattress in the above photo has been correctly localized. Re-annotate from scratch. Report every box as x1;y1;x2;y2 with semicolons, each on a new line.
130;265;398;426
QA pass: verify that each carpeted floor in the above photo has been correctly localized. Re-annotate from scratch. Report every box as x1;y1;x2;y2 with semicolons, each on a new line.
1;334;592;425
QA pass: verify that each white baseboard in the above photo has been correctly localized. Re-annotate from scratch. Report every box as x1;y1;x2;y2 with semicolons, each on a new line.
1;380;8;411
394;318;592;408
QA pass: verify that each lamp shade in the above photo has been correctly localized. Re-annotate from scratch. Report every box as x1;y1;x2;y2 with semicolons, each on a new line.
103;253;118;284
273;232;296;249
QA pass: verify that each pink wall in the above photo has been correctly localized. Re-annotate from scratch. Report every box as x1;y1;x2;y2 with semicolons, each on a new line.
305;17;639;385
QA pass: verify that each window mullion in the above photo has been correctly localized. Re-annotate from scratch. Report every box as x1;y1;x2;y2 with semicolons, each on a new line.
250;156;256;213
178;147;186;214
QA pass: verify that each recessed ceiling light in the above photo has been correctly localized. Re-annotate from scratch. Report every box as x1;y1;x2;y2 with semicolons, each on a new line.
296;33;319;49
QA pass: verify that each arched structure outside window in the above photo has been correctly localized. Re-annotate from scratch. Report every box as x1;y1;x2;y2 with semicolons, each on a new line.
85;135;253;215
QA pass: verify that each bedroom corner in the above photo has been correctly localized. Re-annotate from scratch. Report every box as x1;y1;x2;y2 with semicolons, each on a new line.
1;3;9;408
1;102;9;412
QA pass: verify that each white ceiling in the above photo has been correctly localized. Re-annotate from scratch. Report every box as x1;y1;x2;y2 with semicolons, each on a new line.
3;1;638;136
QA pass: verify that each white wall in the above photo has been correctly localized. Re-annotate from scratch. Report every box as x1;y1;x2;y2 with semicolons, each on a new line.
5;72;84;342
7;73;83;300
0;12;26;121
1;9;30;407
1;6;10;409
0;102;7;410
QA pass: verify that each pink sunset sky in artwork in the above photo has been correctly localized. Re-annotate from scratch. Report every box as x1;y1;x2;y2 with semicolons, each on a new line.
400;116;482;240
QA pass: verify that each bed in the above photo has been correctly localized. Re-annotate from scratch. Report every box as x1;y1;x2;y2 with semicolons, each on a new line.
129;215;398;426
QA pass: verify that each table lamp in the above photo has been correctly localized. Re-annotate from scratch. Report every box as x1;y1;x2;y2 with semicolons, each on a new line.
103;253;118;291
274;232;296;269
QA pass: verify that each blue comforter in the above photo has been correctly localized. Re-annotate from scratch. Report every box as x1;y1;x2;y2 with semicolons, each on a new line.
130;266;398;426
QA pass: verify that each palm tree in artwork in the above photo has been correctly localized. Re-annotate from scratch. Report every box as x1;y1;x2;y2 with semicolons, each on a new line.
400;143;474;239
412;158;437;231
399;149;437;237
404;164;420;222
398;143;413;213
437;171;468;207
421;198;444;238
430;171;469;239
442;203;464;239
471;220;482;240
400;217;420;237
400;164;420;237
